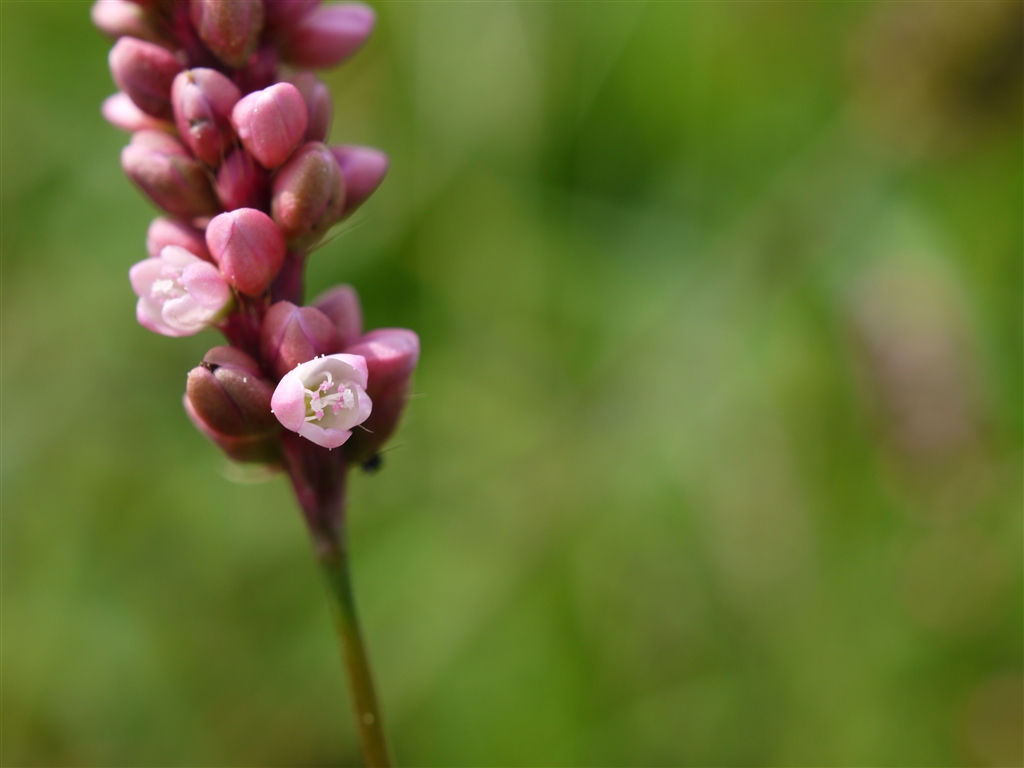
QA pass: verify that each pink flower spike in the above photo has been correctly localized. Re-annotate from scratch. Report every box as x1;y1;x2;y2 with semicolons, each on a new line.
205;208;286;296
313;284;363;349
282;3;375;70
102;92;173;133
271;353;372;449
171;68;242;169
189;0;264;69
146;217;211;261
329;145;388;217
231;83;309;170
130;245;234;337
108;37;183;120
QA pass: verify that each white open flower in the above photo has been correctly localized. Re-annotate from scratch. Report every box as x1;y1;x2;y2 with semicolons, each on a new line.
270;353;372;449
129;245;233;336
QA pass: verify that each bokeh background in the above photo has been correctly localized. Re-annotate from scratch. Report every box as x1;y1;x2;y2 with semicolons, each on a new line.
3;1;1022;765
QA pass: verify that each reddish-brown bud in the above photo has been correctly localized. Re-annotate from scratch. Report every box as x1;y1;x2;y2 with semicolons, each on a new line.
186;346;278;438
263;0;319;39
184;396;281;463
108;37;183;120
271;141;344;249
189;0;265;69
121;130;220;218
260;301;341;379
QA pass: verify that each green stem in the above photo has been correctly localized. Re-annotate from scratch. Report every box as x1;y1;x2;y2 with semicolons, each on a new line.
316;537;393;768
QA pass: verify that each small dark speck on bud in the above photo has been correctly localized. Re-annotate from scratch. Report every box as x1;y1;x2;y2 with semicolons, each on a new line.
361;453;383;474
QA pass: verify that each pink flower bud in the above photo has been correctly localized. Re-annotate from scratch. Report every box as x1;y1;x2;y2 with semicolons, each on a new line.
102;92;173;133
270;141;344;249
108;37;183;120
233;44;279;94
169;1;223;71
329;145;388;217
281;3;375;69
271;353;371;449
91;0;166;44
130;245;234;336
146;216;212;261
215;147;270;211
286;72;332;142
312;284;362;349
260;301;341;379
184;395;282;463
186;346;278;437
205;208;286;296
171;68;242;168
341;328;419;463
121;130;221;218
189;0;264;69
231;83;308;169
263;0;319;38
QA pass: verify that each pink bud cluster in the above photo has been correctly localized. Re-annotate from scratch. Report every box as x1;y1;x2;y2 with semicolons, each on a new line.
95;0;418;467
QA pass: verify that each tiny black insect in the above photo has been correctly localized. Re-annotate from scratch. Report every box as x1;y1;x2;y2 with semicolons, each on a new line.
361;453;383;474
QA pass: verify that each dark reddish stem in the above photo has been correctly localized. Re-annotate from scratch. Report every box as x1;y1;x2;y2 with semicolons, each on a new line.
219;293;265;358
271;250;307;305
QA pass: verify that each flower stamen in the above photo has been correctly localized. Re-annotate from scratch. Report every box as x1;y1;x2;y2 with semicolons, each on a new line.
303;373;356;422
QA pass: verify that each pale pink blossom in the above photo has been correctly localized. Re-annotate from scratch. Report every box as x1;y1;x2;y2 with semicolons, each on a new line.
102;92;173;133
271;354;371;449
130;245;233;336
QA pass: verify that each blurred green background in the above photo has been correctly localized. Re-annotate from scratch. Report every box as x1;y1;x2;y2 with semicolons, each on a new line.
2;1;1022;765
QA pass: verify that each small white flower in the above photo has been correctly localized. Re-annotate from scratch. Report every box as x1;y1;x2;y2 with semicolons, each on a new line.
270;353;372;449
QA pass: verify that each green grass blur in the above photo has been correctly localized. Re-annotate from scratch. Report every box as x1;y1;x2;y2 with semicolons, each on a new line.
2;2;1022;766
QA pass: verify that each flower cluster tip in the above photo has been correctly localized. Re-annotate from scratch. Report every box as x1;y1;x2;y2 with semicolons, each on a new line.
98;0;418;461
